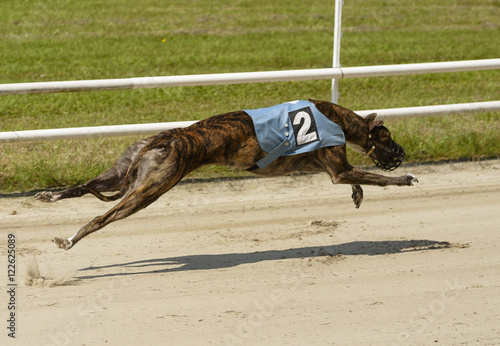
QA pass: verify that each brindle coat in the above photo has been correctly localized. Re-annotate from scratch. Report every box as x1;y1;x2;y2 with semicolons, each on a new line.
35;100;418;250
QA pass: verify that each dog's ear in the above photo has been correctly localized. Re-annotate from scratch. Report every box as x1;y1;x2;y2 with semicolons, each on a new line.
365;113;384;130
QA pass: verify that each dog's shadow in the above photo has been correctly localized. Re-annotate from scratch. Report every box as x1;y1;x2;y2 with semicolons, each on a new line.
76;239;455;280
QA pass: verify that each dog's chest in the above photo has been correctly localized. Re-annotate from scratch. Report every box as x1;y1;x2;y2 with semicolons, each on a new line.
244;100;345;168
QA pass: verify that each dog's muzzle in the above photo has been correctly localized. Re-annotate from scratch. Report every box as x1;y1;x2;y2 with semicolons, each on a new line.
370;141;406;172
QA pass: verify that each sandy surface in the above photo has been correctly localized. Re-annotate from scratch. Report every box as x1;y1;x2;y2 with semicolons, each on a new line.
1;160;499;345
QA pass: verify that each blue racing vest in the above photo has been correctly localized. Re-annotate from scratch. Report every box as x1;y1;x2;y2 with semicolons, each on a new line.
244;100;345;168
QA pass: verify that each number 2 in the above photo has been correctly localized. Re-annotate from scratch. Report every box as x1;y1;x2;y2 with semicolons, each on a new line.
289;108;319;146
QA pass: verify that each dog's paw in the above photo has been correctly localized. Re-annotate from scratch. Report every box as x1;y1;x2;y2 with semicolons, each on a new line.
351;185;364;209
34;191;55;203
53;237;73;250
406;173;419;186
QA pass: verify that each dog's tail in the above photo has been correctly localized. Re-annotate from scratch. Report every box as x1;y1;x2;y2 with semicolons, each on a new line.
85;146;144;202
85;186;126;202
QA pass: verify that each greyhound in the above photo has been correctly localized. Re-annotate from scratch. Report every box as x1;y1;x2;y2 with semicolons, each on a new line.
35;100;417;250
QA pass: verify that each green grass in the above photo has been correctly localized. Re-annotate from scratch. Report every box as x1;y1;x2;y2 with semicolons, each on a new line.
0;0;499;193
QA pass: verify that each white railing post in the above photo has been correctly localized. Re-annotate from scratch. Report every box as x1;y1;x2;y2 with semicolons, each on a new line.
331;0;343;104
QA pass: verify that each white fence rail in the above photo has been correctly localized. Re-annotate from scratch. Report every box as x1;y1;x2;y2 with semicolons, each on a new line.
1;59;499;95
0;121;197;142
1;101;499;143
1;59;499;142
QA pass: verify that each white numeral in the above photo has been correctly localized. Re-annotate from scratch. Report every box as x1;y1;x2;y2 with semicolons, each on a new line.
293;111;318;145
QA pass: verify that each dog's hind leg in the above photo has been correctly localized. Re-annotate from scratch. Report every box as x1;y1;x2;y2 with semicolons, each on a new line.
34;170;124;203
53;146;193;249
34;137;152;203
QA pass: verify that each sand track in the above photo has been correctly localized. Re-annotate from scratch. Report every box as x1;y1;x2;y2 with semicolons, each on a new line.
1;160;499;345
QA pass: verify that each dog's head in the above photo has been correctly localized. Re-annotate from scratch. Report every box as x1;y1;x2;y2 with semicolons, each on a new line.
364;113;405;171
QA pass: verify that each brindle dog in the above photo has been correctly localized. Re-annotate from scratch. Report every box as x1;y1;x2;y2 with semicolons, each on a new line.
35;100;418;250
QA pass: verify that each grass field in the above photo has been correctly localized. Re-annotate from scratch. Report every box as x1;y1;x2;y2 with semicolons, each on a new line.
0;0;499;193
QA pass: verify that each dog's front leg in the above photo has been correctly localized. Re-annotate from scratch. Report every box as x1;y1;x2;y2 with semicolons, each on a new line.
351;185;363;208
333;169;417;208
315;147;418;207
334;169;418;187
317;146;418;188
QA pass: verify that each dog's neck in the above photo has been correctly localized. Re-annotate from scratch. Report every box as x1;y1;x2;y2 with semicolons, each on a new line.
312;100;370;153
